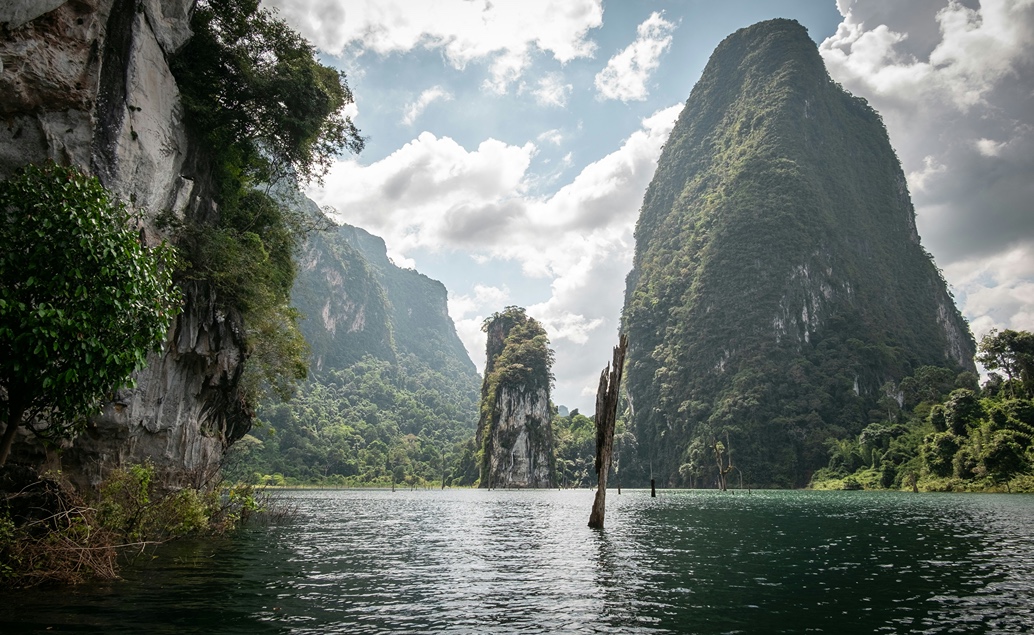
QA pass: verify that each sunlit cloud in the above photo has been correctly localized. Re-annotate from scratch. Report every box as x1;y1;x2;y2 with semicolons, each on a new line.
309;104;683;402
401;86;452;125
265;0;603;93
595;11;676;101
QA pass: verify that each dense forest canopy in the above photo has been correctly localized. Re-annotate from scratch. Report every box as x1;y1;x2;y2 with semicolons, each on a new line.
229;224;481;487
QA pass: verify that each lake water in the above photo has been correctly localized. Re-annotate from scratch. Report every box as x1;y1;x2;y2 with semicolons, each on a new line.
3;489;1034;634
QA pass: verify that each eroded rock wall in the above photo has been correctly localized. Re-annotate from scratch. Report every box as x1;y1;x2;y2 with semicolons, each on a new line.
476;312;555;489
480;385;554;488
1;0;248;486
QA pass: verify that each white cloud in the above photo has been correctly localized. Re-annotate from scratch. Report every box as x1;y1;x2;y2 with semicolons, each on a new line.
536;129;565;146
594;11;676;102
342;101;359;121
309;104;683;405
944;246;1034;340
401;86;452;125
265;0;602;93
530;73;573;107
310;132;535;255
821;0;1034;350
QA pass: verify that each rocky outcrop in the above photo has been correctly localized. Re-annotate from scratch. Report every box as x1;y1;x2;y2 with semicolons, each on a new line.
476;308;555;488
1;1;248;486
479;385;554;488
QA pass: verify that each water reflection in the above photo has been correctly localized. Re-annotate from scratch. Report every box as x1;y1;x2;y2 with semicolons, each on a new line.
2;489;1032;634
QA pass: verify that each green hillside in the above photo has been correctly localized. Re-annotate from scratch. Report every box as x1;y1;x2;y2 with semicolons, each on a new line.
233;222;481;486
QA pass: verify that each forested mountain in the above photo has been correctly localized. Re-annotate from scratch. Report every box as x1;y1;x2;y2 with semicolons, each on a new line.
234;221;482;485
621;19;976;488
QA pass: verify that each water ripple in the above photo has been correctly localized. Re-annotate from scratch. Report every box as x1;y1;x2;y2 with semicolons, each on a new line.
2;489;1033;634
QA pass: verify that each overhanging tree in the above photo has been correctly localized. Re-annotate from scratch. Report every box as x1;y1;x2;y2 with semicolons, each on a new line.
169;0;364;405
0;163;180;465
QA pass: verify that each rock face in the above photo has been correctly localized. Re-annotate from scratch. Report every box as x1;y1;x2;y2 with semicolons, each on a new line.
621;20;977;487
293;223;396;372
476;308;555;488
1;1;248;485
293;219;480;390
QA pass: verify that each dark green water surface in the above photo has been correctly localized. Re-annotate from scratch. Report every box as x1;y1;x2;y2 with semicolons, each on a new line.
3;489;1033;633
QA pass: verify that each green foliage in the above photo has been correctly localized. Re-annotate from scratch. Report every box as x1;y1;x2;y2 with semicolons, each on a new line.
811;334;1034;492
231;357;478;486
482;307;555;392
168;0;364;405
922;432;960;478
171;0;362;185
0;163;179;461
621;19;975;487
978;328;1034;398
943;389;983;436
96;463;214;542
229;223;482;487
552;410;597;487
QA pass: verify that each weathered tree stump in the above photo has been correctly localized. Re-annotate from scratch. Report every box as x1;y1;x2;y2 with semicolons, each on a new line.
588;334;627;529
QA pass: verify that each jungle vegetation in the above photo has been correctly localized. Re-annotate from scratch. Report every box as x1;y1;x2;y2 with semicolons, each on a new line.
227;225;482;487
811;329;1034;492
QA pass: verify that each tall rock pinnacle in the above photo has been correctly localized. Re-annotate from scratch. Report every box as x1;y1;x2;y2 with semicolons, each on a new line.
622;19;975;487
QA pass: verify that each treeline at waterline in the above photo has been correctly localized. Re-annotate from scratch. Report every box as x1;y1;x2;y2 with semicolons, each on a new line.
811;329;1034;493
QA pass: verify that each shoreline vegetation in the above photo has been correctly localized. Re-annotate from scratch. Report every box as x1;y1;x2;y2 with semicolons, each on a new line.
804;330;1034;495
0;463;288;588
809;473;1034;494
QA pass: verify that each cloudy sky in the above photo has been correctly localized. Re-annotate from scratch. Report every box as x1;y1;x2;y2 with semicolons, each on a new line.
266;0;1034;411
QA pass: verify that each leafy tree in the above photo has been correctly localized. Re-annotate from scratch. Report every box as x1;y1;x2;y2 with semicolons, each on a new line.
922;432;960;478
899;366;956;408
981;430;1028;485
943;389;983;436
978;329;1034;398
0;163;179;464
928;404;947;433
172;0;362;185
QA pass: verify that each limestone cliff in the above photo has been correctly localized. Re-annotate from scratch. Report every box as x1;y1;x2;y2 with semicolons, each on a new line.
293;224;396;372
476;308;555;488
0;0;247;485
621;19;977;487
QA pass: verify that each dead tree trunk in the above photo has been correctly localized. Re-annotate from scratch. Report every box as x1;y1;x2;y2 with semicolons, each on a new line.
588;334;627;529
